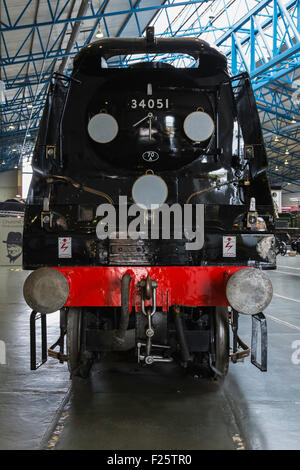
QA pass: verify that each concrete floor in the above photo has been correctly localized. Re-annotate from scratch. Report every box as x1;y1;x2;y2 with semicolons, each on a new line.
0;267;70;450
0;256;300;450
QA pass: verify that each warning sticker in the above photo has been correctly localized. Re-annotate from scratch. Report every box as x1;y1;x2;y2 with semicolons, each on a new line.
223;236;236;257
58;237;72;258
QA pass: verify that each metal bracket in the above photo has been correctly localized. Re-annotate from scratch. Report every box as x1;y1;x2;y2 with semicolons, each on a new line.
137;342;173;365
41;211;53;228
48;309;67;363
146;26;155;45
251;312;267;372
46;145;56;160
137;275;158;364
30;310;47;370
230;310;250;363
30;309;68;370
48;343;67;363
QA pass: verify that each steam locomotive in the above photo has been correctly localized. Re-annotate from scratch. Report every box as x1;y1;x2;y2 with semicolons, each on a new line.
23;28;275;378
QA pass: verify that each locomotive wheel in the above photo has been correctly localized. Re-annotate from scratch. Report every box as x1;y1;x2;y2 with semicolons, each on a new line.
67;307;82;376
189;307;229;379
276;240;287;256
212;306;230;378
280;241;287;256
67;308;93;378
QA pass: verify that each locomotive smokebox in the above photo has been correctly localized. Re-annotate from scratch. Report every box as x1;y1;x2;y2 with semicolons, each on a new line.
23;268;69;314
226;268;273;315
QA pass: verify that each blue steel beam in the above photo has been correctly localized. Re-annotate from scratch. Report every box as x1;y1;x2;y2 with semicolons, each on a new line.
143;0;300;187
1;0;300;188
0;1;212;31
1;0;180;169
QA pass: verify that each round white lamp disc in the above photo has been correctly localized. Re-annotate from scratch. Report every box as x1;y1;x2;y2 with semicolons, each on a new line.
183;110;214;142
132;174;168;210
87;113;118;143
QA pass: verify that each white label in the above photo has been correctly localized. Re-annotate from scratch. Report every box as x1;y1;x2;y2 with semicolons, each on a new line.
58;237;72;258
223;236;236;257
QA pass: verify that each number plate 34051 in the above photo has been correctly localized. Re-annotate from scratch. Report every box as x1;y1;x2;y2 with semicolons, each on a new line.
129;97;169;109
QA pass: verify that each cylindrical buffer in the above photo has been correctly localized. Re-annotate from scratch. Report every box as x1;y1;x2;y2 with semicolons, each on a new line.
226;268;273;315
24;267;69;314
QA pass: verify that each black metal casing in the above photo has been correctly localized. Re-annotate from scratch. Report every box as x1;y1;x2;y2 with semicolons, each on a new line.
23;35;276;270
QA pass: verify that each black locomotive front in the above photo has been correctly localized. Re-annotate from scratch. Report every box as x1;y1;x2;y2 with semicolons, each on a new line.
23;29;275;378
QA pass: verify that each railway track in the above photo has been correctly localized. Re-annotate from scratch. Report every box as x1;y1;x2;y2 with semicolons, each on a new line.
41;358;247;451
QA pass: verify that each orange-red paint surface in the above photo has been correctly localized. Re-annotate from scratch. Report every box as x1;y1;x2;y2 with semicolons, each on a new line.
54;266;247;308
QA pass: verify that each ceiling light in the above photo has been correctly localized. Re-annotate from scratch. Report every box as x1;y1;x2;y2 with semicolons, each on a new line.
285;149;289;154
95;25;103;38
275;166;279;171
27;104;33;109
8;124;15;130
274;135;279;142
284;159;288;165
